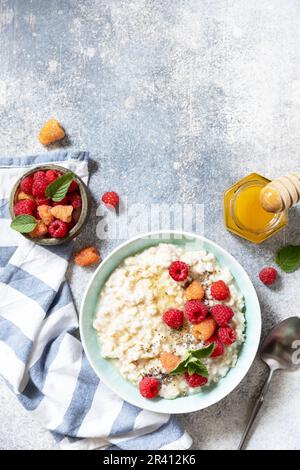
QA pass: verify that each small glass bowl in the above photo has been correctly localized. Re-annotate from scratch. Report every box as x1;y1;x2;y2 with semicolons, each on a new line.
9;164;90;245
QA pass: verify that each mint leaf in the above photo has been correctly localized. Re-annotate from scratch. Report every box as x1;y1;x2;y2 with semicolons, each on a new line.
45;172;75;202
11;215;37;233
188;356;199;364
181;352;190;363
170;345;213;377
188;363;196;375
276;245;300;273
169;361;187;375
190;343;214;360
193;362;209;378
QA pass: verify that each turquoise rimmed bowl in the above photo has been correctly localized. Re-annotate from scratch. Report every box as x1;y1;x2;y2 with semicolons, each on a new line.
79;231;261;414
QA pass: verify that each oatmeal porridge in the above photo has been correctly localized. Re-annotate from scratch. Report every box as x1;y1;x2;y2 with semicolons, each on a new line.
93;243;245;399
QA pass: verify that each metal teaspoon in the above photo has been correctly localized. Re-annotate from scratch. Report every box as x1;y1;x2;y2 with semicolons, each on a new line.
238;316;300;450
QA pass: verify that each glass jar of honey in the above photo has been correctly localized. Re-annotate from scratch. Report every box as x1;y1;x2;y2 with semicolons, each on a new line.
223;173;288;243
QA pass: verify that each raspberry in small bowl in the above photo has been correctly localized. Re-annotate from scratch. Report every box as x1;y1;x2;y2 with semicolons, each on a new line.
9;164;90;245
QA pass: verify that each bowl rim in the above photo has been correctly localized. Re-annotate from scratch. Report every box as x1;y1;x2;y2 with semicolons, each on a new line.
9;163;90;245
79;230;261;414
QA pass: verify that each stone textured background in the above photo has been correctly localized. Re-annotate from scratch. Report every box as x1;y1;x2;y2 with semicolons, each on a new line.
0;0;300;450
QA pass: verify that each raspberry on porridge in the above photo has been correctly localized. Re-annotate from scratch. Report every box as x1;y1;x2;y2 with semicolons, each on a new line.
93;244;245;400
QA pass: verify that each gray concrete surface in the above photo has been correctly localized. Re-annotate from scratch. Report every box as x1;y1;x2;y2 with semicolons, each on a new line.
0;0;300;450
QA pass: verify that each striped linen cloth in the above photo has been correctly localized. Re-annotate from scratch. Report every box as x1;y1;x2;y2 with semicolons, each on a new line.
0;150;192;450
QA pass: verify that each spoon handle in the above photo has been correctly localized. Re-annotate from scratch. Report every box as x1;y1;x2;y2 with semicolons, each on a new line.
238;368;274;450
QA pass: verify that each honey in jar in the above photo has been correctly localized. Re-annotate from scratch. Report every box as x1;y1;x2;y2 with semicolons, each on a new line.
223;173;288;243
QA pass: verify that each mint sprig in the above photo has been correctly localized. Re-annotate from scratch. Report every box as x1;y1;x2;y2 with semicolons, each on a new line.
45;172;75;202
170;344;214;378
276;245;300;273
10;215;37;233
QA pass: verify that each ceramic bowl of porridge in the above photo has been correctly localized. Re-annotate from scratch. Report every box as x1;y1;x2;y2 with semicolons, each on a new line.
80;231;261;414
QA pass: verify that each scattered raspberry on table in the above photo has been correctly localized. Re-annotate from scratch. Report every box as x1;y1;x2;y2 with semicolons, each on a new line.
38;118;65;146
74;246;101;266
259;267;277;285
101;191;119;209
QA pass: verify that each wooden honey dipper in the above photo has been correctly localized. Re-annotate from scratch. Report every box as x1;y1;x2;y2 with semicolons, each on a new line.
260;173;300;213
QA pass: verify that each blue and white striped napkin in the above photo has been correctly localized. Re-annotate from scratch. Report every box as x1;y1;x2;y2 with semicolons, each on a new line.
0;150;192;450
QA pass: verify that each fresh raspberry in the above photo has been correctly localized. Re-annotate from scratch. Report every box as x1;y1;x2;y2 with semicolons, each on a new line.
48;220;68;238
35;196;51;206
45;169;60;183
206;335;224;358
68;192;82;209
163;309;184;329
20;175;34;195
211;280;230;301
185;300;208;324
74;246;101;266
34;209;41;220
39;118;65;146
217;326;237;345
68;179;79;193
210;304;234;327
139;377;160;399
192;317;216;341
33;170;46;181
160;352;181;373
52;196;69;206
50;205;73;223
14;199;36;216
185;280;204;301
259;267;277;285
184;372;208;388
29;220;48;238
168;261;189;282
38;205;54;226
32;176;49;197
101;191;119;209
